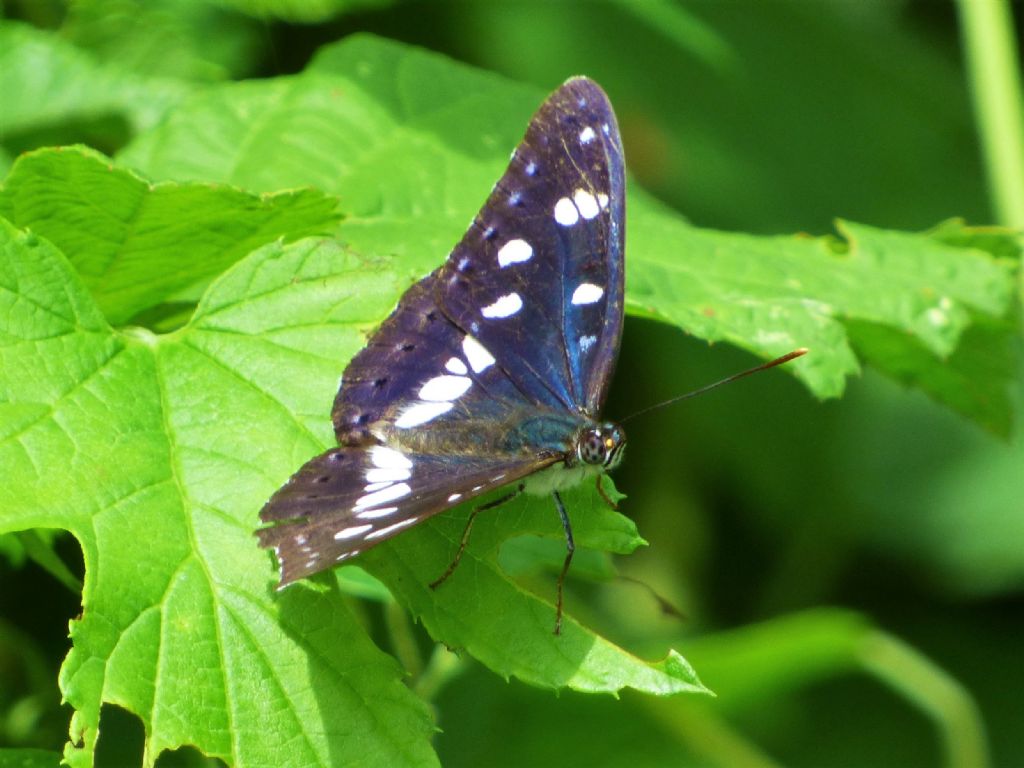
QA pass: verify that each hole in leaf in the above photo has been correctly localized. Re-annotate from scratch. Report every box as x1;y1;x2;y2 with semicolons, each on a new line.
155;744;228;767
0;530;84;750
95;704;144;767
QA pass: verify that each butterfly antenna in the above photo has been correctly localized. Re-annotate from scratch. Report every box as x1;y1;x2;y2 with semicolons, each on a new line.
621;348;807;424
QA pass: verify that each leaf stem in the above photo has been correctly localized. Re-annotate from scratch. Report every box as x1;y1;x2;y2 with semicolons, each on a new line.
859;630;989;768
384;601;424;680
642;700;785;768
413;645;467;703
957;0;1024;229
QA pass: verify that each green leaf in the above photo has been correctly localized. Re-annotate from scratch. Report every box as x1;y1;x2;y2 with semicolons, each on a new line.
0;217;705;767
627;211;1018;428
6;30;1018;766
0;222;437;768
0;21;190;152
64;0;263;82
0;146;341;326
119;34;1020;429
359;483;704;694
121;34;542;277
215;0;397;24
0;749;62;768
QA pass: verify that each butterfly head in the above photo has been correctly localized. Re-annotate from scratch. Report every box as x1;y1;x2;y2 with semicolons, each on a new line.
576;422;626;470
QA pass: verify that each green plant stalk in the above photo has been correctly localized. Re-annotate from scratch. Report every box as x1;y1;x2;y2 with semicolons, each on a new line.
413;645;467;704
384;601;425;681
643;699;784;768
957;0;1024;234
677;610;987;767
859;631;988;768
607;0;738;74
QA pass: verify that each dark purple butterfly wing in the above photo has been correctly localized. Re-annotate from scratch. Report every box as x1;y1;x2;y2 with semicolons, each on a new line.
329;274;537;449
257;77;625;585
437;77;625;415
257;445;554;584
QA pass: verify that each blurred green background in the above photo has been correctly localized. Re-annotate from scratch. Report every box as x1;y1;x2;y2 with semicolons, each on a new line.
1;1;1021;767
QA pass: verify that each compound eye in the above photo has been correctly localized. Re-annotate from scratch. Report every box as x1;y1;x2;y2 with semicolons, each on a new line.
580;429;607;465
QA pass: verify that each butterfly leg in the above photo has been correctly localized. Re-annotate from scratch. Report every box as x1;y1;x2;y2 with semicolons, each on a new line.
430;485;524;590
595;474;619;510
552;490;574;636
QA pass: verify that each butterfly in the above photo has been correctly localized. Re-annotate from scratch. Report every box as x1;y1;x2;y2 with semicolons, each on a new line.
257;77;626;633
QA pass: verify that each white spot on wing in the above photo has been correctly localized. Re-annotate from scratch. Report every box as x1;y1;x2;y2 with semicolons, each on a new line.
418;374;472;401
370;446;413;470
445;356;468;375
579;126;596;144
365;516;420;540
366;466;411;483
571;283;604;305
554;197;579;226
354;482;411;511
573;189;599;219
597;193;609;210
462;335;495;372
481;292;523;319
579;334;597;353
356;506;398;520
363;481;392;492
334;524;373;540
447;493;462;503
497;238;533;267
395;401;453;428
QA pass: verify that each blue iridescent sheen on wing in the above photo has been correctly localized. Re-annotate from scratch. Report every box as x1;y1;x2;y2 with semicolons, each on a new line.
438;78;625;415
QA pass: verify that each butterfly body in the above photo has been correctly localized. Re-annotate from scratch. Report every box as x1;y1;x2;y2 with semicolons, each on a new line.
258;77;627;603
522;421;625;496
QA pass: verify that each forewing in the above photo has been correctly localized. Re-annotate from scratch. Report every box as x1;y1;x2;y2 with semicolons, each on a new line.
329;271;545;448
257;445;553;585
436;77;626;415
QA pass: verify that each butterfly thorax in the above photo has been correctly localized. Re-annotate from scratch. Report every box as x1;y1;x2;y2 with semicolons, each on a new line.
523;419;625;496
